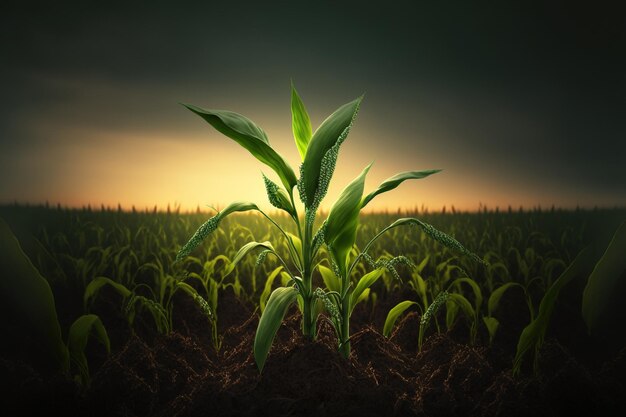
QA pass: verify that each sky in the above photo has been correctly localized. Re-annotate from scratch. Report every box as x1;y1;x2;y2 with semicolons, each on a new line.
1;1;624;212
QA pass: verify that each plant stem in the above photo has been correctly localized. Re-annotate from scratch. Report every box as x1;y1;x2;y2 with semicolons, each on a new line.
301;211;315;339
339;294;351;358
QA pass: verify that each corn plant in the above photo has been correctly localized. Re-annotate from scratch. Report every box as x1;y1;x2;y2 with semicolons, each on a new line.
177;83;485;370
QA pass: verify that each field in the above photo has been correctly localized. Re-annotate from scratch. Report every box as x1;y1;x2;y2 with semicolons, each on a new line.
1;205;625;416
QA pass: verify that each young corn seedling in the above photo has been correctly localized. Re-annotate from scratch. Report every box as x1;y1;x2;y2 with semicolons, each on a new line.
177;83;482;370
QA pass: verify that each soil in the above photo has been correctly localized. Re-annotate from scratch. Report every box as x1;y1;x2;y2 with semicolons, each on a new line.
1;290;625;417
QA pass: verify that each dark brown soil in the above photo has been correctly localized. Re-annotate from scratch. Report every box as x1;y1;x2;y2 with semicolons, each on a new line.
2;295;625;417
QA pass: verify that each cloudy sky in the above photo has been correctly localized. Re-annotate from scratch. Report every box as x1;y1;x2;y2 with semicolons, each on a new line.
1;1;624;212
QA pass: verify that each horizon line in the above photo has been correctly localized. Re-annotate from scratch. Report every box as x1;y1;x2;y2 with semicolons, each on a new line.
2;201;625;215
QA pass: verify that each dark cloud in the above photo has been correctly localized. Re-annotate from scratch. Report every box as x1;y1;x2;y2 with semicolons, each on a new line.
1;0;625;206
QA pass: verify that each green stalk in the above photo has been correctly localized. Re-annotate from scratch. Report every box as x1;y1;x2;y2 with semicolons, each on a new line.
301;210;315;338
338;292;351;358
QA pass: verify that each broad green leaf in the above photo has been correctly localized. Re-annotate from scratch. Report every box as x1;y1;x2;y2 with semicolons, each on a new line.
177;201;259;261
361;170;441;208
84;276;132;309
582;220;626;334
291;82;312;160
254;286;298;372
183;104;297;190
260;266;284;312
383;300;419;337
325;164;371;276
488;282;523;316
350;268;384;313
300;96;363;207
513;246;598;375
67;314;110;386
226;241;275;275
0;218;69;372
318;264;341;293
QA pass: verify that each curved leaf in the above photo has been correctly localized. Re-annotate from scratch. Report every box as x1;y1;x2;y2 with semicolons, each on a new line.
488;282;523;316
361;170;441;208
67;314;110;385
226;241;275;275
254;286;298;372
260;266;285;312
84;277;132;309
383;300;419;337
447;293;475;320
350;268;384;313
449;277;483;312
291;82;312;160
318;264;340;293
183;104;297;190
300;96;363;207
0;219;69;372
177;201;259;261
483;316;500;344
325;164;372;276
582;220;626;334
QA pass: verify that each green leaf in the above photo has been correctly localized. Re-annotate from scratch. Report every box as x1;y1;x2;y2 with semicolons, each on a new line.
487;282;523;316
84;276;132;310
0;218;69;372
482;316;500;344
286;232;303;263
361;170;441;208
416;255;430;274
254;286;298;372
446;299;460;328
226;241;275;275
350;268;384;313
325;164;372;276
183;104;297;190
300;96;363;208
582;220;626;334
513;246;598;375
177;201;259;261
447;293;475;320
259;266;285;312
383;300;419;337
291;82;312;160
449;277;483;312
67;314;110;386
318;264;341;293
